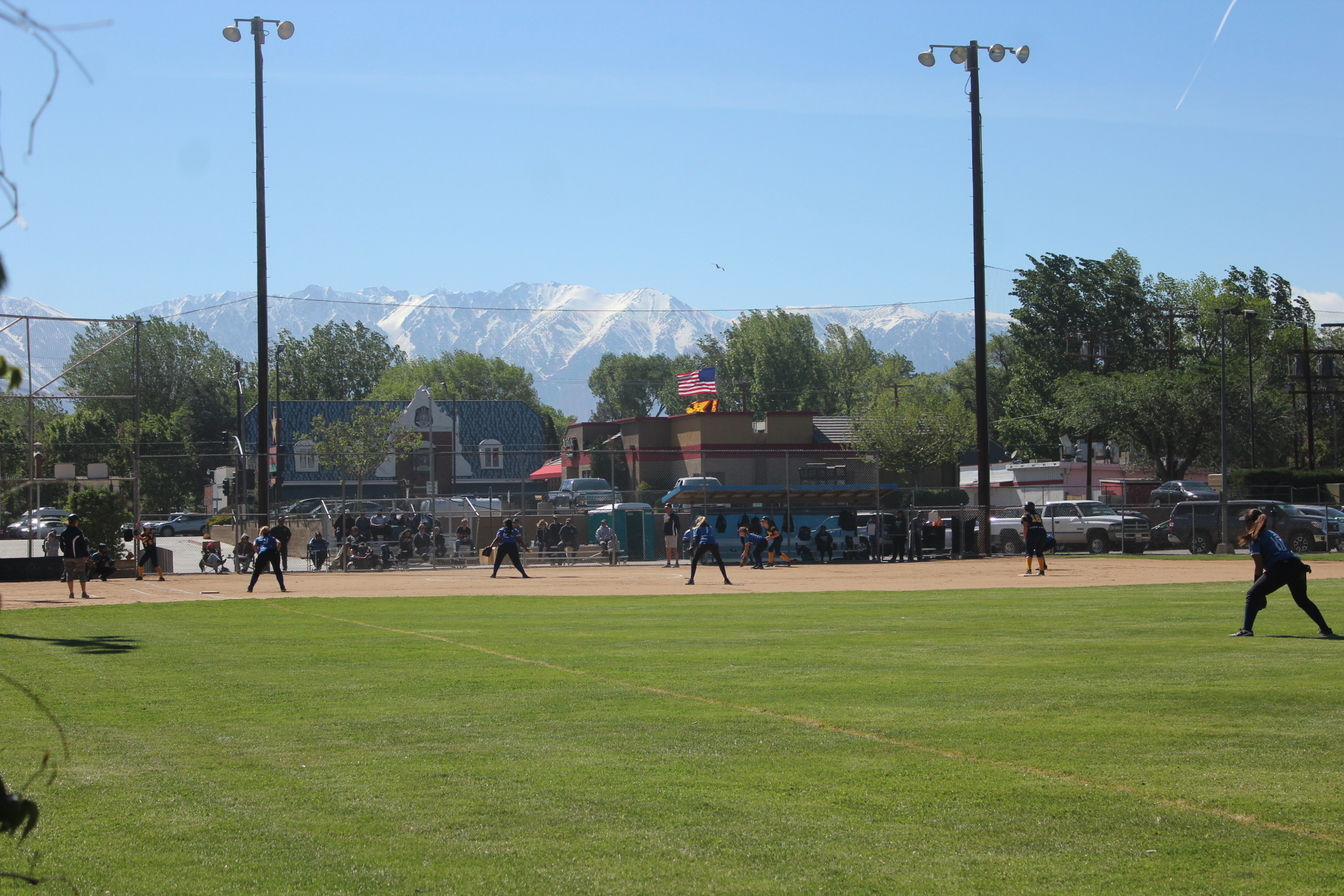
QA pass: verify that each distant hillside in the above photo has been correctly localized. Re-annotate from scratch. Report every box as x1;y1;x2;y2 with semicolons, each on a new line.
2;284;1013;415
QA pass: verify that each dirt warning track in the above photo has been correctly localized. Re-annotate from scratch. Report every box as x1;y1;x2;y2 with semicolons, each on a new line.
3;555;1335;611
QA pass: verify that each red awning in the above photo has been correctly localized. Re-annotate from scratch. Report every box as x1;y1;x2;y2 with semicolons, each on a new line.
529;460;563;480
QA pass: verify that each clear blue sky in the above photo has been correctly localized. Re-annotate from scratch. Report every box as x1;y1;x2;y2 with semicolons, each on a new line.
1;0;1340;324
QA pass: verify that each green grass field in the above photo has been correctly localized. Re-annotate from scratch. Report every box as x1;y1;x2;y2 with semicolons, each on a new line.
2;580;1342;894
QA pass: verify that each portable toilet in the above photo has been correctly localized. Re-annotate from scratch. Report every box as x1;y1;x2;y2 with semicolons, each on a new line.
587;504;656;561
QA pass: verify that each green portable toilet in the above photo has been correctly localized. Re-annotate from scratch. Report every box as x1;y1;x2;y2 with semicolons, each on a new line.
587;505;657;561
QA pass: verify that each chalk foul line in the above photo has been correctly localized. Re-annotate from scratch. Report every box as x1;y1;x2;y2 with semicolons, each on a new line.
269;602;1339;844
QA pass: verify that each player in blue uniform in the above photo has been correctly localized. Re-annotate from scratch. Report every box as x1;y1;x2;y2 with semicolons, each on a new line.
1231;508;1333;637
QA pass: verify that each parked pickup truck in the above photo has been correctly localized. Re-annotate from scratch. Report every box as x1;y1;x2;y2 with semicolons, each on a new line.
547;478;619;508
990;500;1151;555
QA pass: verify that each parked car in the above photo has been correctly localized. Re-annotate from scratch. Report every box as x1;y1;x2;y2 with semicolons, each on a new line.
6;508;71;539
1294;505;1344;551
989;501;1151;554
277;497;332;516
327;501;390;516
10;518;66;540
419;496;504;516
1167;500;1325;555
548;478;618;508
1149;480;1220;506
672;476;722;490
145;513;212;537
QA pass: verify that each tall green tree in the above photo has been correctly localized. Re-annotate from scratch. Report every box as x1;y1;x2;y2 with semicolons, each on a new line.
856;375;974;479
708;309;825;416
819;324;898;416
273;321;406;401
371;351;540;403
370;350;571;449
67;487;132;557
43;407;198;512
302;406;422;503
62;316;237;448
587;353;683;420
1055;369;1218;480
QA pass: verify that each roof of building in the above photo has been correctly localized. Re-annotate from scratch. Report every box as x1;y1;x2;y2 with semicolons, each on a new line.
812;417;857;445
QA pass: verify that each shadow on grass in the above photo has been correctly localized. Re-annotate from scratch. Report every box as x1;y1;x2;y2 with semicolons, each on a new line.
0;632;140;654
1263;634;1343;640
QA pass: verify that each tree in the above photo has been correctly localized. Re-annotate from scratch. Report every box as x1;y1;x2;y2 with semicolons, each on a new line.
130;412;201;513
856;376;974;479
67;487;131;557
820;324;898;416
302;406;421;502
710;309;824;415
370;350;572;449
587;353;682;420
1009;249;1161;381
1055;369;1217;480
274;321;406;401
61;317;237;448
370;351;538;403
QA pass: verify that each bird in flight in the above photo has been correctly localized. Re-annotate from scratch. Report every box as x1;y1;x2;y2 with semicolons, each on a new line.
714;263;725;271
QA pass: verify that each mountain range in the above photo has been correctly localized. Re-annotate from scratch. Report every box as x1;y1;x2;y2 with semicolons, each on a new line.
1;285;1013;417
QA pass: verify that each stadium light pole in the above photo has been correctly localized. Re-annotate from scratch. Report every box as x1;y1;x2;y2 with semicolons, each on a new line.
223;16;295;522
918;40;1029;556
1215;308;1233;553
1212;307;1258;552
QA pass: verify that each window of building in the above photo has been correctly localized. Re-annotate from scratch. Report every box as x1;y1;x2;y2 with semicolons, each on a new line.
479;438;503;470
294;439;318;473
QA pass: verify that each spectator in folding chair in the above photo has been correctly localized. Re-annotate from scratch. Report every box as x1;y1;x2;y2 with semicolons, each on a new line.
307;531;330;571
455;519;475;557
412;523;434;562
533;519;550;561
546;517;564;565
370;510;390;540
234;534;255;574
559;518;580;564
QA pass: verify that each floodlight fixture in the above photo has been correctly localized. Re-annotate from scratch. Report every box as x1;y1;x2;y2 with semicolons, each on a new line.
918;49;936;67
949;45;967;64
988;43;1006;62
277;20;295;39
1014;45;1030;63
223;25;242;41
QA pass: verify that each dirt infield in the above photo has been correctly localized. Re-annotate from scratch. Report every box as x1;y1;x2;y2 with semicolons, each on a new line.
5;555;1340;611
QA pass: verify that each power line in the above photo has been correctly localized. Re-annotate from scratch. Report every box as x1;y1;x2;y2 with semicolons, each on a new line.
155;291;984;320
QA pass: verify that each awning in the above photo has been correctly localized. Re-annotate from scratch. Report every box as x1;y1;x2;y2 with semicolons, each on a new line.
529;459;563;480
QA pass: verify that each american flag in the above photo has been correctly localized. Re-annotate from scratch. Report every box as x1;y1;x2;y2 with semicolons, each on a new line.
676;367;717;396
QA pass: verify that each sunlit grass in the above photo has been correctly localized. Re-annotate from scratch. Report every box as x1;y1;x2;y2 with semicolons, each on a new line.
2;579;1342;894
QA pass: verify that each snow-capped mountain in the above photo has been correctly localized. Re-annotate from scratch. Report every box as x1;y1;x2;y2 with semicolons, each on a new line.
1;283;1012;415
0;296;86;394
800;303;1012;372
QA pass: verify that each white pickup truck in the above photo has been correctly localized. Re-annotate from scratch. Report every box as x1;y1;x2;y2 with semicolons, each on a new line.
990;500;1151;555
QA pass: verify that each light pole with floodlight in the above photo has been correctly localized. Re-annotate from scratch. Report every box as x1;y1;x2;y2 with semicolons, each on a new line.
918;40;1029;556
223;15;294;521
